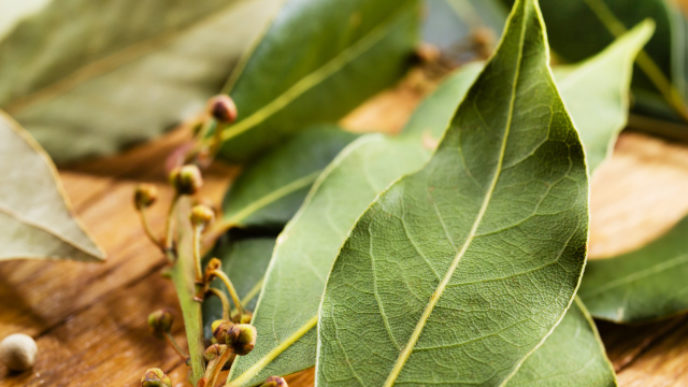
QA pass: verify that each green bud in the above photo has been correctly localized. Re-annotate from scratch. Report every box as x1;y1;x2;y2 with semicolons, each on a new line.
203;343;226;361
232;311;252;324
190;204;214;227
227;324;257;356
134;184;158;209
169;164;203;195
212;320;234;345
260;376;288;387
141;368;172;387
208;95;238;124
147;309;173;338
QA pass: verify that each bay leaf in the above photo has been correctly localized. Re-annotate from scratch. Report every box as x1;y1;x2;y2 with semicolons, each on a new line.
505;298;616;387
0;111;104;262
503;0;688;122
0;0;279;163
580;215;688;323
224;64;482;387
217;0;420;161
202;236;276;339
220;126;358;230
223;17;649;385
315;0;590;384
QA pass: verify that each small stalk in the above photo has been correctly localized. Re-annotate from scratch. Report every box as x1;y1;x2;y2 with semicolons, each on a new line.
137;209;164;250
192;225;204;282
164;332;189;363
204;348;234;387
210;270;244;317
164;194;180;255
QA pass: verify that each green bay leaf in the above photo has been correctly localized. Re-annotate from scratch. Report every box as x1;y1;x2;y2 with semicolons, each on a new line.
0;0;279;163
219;126;357;231
316;0;589;384
580;215;688;323
223;16;650;385
217;0;420;161
506;298;616;387
0;111;104;262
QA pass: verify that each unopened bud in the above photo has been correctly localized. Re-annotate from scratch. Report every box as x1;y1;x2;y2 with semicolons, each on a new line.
204;258;222;282
147;309;174;338
134;184;158;209
233;311;253;324
191;204;214;227
169;165;203;195
260;376;288;387
212;320;234;345
227;324;257;356
204;344;226;361
208;95;238;124
0;333;37;372
141;368;172;387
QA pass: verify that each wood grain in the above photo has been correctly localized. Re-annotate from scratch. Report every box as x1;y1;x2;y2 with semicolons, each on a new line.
1;68;688;386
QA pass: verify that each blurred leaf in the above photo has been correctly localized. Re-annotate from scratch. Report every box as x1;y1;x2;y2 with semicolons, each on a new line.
506;298;616;386
0;110;104;262
580;215;688;323
202;236;275;339
555;20;654;172
316;0;588;384
219;126;358;231
217;0;420;161
502;0;688;123
0;0;280;163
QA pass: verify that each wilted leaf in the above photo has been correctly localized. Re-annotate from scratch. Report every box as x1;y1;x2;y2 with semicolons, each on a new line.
506;298;616;386
0;0;280;163
219;126;357;231
580;215;688;323
0;111;104;262
202;236;275;339
216;0;421;161
316;0;589;384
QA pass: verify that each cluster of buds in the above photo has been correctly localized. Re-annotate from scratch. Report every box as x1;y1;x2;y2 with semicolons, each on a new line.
212;320;256;356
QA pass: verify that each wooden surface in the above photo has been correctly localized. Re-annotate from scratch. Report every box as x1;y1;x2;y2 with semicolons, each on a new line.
1;70;688;386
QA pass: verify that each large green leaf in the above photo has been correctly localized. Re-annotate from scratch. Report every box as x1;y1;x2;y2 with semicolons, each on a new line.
0;0;279;163
505;0;688;122
203;236;276;339
0;111;104;261
580;215;688;323
316;0;589;385
223;19;650;385
216;0;420;161
224;63;481;387
555;20;654;172
219;126;357;230
506;298;616;387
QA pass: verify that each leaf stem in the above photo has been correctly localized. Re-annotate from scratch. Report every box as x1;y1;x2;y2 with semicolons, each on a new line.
211;270;244;317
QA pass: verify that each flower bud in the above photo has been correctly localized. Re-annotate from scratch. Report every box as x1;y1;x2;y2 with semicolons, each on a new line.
227;324;257;356
141;367;172;387
208;95;238;124
169;164;203;195
260;376;288;387
0;333;37;372
204;343;226;361
147;309;174;338
204;258;222;282
134;184;158;209
190;204;214;228
212;320;234;345
233;311;252;324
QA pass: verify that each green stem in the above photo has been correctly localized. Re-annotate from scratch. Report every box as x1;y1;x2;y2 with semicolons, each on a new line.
212;270;244;317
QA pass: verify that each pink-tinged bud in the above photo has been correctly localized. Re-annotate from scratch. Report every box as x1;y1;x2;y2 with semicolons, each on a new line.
208;95;238;124
260;376;288;387
203;343;226;361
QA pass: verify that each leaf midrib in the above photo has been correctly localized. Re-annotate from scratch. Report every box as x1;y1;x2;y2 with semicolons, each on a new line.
219;5;412;143
381;8;527;386
4;0;249;114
